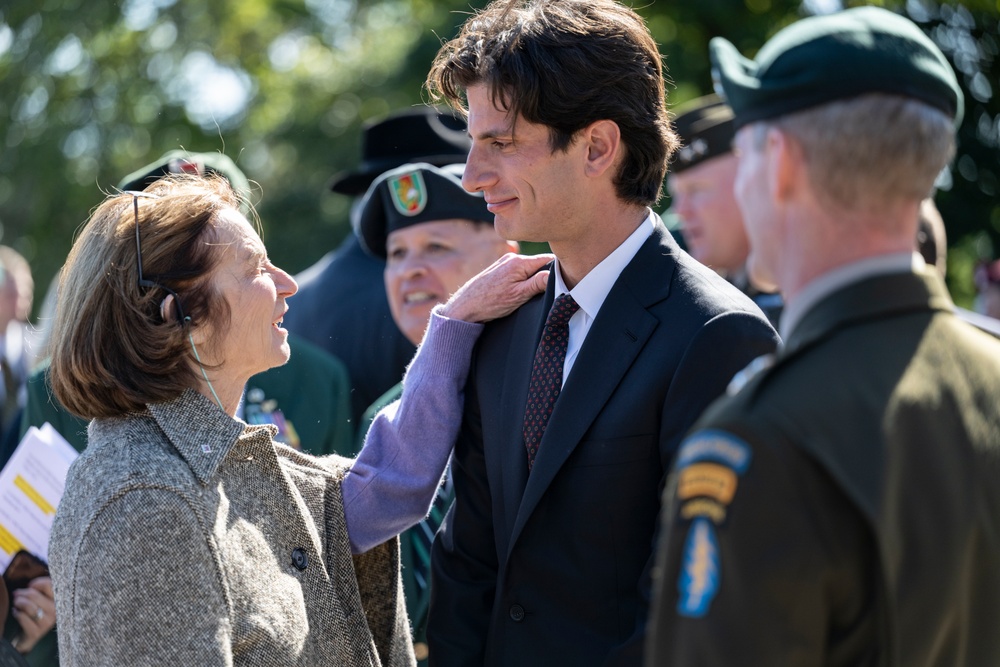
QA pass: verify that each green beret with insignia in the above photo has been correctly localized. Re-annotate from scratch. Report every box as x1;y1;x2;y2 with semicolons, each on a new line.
354;162;492;258
671;95;735;174
710;6;963;130
117;150;252;212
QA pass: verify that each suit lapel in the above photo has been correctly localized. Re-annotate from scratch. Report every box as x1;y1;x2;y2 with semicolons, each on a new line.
506;224;676;553
493;288;551;541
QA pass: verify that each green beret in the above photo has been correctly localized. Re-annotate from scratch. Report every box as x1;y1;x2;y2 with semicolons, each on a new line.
710;6;963;130
117;150;251;207
354;163;492;258
671;94;735;173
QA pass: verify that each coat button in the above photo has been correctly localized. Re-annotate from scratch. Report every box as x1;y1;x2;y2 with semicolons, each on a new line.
291;547;308;571
413;642;429;661
509;604;524;622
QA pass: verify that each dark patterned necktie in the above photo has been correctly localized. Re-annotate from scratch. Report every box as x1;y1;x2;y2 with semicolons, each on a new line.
523;293;580;470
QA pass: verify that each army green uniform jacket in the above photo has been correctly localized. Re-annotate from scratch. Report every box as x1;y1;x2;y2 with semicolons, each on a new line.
648;268;1000;666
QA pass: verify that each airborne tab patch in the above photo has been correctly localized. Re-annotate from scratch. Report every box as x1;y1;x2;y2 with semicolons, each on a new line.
677;462;738;505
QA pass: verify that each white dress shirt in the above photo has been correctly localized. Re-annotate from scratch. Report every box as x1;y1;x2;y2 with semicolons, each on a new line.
552;210;656;383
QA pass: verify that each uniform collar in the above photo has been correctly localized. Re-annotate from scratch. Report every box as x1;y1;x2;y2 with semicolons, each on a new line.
782;266;954;358
148;388;278;485
780;252;923;341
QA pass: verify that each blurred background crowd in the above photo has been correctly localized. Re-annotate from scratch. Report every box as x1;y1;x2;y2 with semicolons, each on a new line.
2;0;1000;323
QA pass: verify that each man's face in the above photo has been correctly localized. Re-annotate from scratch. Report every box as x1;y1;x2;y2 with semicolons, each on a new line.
462;84;586;247
0;272;18;329
669;153;749;274
384;219;513;345
732;125;781;292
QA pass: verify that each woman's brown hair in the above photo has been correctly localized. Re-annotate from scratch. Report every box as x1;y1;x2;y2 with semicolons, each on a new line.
50;174;244;419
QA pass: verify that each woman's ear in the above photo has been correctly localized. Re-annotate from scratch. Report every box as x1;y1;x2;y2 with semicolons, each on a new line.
160;294;177;324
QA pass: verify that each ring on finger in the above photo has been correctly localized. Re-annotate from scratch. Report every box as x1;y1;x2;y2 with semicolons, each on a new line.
33;607;44;622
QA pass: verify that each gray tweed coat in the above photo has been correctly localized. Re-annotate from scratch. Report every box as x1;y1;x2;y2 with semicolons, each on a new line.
49;389;415;666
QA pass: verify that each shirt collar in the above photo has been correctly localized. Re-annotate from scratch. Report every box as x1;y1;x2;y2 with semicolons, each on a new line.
780;252;924;341
553;209;655;319
148;388;277;485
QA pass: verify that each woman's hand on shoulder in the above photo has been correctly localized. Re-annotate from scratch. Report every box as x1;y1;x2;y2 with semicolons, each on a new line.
439;252;554;323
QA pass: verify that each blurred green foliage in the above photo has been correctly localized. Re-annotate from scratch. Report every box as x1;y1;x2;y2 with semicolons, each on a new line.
0;0;997;316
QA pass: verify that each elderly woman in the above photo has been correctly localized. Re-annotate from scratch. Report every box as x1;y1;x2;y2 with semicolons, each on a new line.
46;175;549;666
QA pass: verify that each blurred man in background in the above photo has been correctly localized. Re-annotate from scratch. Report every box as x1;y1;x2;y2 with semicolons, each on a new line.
0;246;33;440
669;95;782;326
284;107;472;430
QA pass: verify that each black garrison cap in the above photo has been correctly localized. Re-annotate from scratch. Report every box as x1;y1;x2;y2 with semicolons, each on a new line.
671;95;735;174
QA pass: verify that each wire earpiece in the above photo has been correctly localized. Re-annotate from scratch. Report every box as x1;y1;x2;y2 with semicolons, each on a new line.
188;332;224;411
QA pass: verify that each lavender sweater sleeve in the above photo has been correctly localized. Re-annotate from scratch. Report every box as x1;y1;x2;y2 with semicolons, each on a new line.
342;308;483;554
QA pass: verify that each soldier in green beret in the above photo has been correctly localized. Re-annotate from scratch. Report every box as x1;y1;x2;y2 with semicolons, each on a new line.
647;7;1000;665
354;162;520;665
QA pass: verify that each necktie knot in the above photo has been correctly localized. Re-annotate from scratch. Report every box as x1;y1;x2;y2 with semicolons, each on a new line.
547;293;580;329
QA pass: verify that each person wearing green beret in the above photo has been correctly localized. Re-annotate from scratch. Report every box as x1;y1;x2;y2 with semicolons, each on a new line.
668;95;783;327
354;162;519;665
647;7;1000;665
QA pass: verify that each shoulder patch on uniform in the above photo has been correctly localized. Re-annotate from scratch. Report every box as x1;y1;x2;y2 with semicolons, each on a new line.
676;430;752;473
674;431;752;523
676;517;720;618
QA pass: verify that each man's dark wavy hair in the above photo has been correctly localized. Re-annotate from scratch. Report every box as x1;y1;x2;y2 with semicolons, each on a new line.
427;0;678;206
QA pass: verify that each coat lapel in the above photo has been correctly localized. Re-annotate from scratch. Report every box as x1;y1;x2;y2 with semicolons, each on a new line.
506;224;676;553
493;289;550;541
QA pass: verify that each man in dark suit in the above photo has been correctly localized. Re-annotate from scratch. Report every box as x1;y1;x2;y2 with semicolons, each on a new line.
647;8;1000;665
284;107;472;428
423;1;780;664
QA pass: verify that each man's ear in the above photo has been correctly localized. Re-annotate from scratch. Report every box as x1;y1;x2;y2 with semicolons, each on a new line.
582;119;622;178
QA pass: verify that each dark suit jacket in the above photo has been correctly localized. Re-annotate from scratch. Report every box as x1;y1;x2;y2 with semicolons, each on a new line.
284;234;416;425
428;221;780;666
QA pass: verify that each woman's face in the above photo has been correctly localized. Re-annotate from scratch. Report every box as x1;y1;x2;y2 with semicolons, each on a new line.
202;209;297;383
